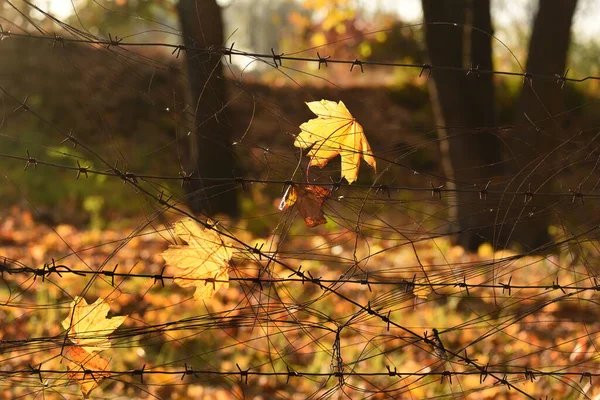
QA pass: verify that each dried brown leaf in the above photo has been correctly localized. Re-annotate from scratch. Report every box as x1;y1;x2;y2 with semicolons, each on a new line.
283;185;330;227
64;346;111;397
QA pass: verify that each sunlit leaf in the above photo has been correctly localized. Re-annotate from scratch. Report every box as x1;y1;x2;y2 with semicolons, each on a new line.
61;297;126;354
161;219;232;300
294;100;376;183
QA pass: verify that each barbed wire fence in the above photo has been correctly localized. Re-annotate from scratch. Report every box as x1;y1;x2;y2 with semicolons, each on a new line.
1;2;600;399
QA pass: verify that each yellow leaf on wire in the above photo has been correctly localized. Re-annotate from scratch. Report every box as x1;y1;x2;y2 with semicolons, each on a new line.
161;219;232;300
61;297;126;354
294;100;376;184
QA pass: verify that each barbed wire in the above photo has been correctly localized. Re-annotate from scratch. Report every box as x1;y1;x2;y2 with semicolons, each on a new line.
7;364;600;384
2;257;598;297
0;151;596;203
1;27;598;85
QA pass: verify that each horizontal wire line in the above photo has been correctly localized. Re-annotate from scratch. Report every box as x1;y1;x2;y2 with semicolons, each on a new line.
7;366;600;380
0;153;595;200
1;259;595;294
0;30;596;83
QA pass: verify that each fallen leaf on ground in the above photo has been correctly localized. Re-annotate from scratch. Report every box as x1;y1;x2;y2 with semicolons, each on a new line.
161;219;232;300
64;345;111;397
282;185;330;227
62;297;126;354
294;100;376;184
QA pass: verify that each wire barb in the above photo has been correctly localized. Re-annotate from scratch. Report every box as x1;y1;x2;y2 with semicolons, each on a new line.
181;363;198;380
132;364;146;384
0;24;11;41
350;58;364;73
158;191;173;208
76;161;89;179
317;52;330;69
153;266;167;287
386;365;399;377
360;273;372;292
580;371;592;385
419;64;432;79
102;264;119;287
454;276;470;296
171;45;186;58
235;176;248;192
500;276;513;296
271;48;283;68
480;362;489;383
107;33;123;49
524;183;534;204
466;63;480;78
28;363;43;383
569;184;584;204
548;276;566;294
51;34;64;49
430;182;444;199
479;181;491;200
440;370;452;384
251;242;265;260
555;69;569;89
24;150;37;171
286;365;300;384
329;176;343;192
60;131;79;148
178;170;194;187
236;363;249;384
524;367;536;382
223;42;235;63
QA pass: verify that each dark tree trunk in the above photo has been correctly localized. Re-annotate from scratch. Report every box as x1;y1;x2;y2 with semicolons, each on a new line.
422;0;502;251
506;0;577;251
520;0;577;126
177;0;238;217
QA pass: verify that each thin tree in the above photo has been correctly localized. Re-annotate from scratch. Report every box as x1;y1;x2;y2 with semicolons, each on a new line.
422;0;501;251
177;0;239;217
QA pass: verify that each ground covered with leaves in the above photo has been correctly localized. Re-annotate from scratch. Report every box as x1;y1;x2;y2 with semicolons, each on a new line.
2;201;600;399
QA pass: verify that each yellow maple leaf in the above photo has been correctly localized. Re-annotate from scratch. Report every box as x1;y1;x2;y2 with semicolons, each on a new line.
61;297;126;354
161;219;232;300
294;100;376;184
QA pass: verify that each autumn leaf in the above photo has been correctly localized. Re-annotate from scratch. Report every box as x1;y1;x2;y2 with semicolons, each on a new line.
64;346;111;398
161;219;232;300
294;100;376;184
281;184;330;227
62;297;126;354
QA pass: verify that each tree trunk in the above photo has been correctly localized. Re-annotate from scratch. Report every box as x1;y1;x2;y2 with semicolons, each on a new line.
506;0;577;251
177;0;238;217
422;0;502;251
